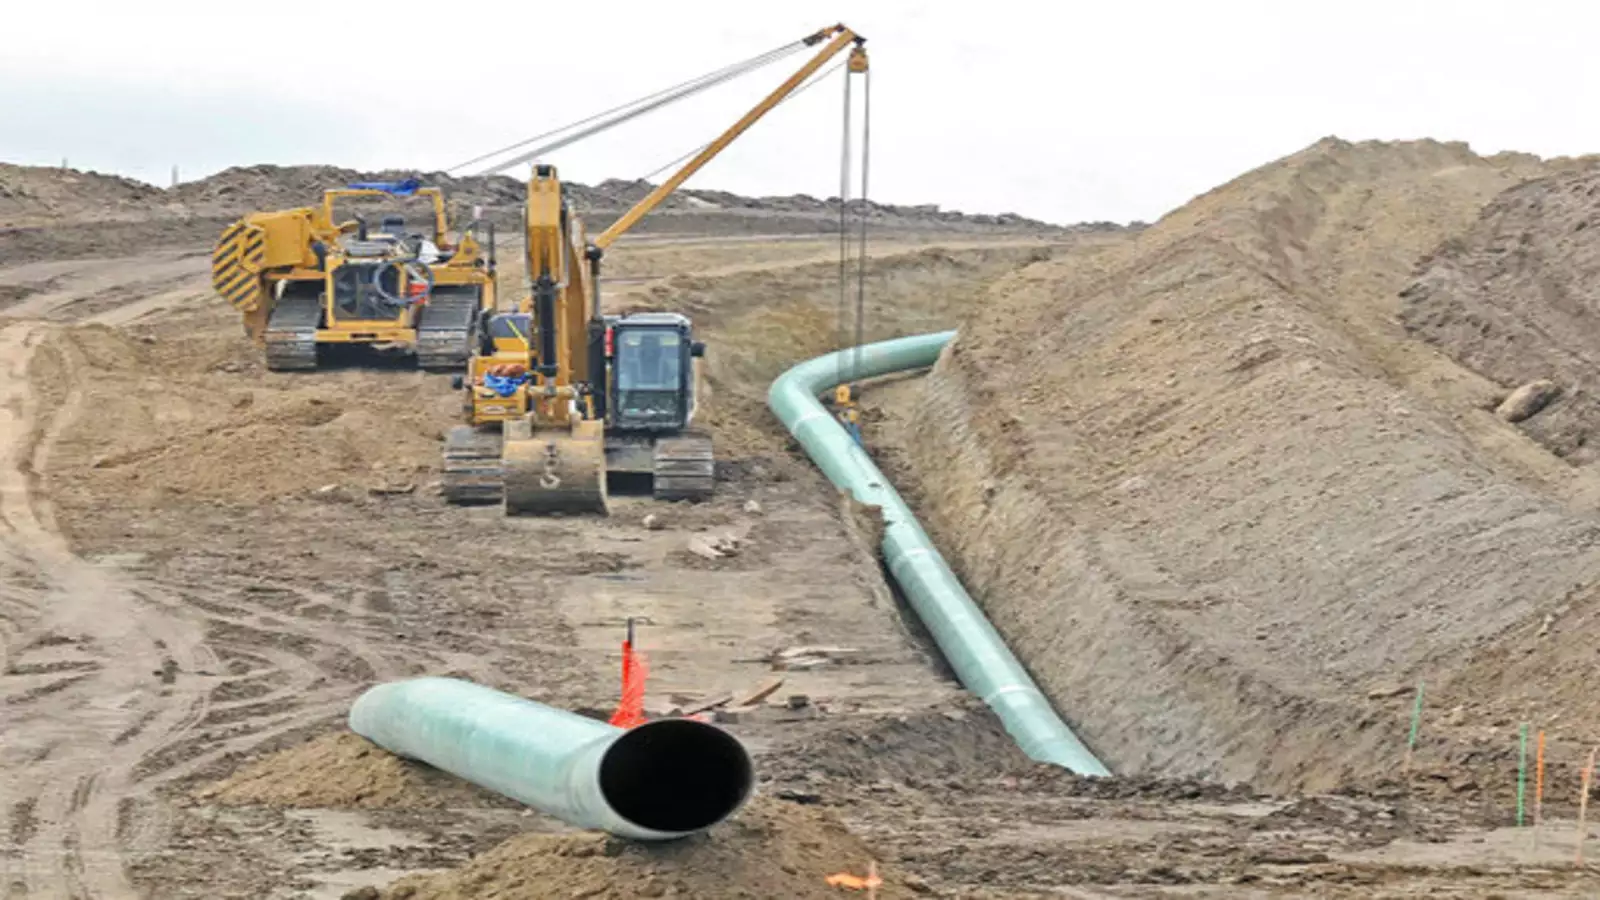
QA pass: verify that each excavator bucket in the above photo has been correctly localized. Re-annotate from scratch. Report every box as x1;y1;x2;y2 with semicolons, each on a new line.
502;418;609;515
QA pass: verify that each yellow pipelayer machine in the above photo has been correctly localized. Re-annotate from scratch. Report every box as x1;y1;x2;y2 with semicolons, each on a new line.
442;24;869;516
211;185;496;371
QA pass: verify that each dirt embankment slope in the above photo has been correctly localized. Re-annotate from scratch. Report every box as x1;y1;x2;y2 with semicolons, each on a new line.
0;163;164;221
1401;164;1600;464
884;137;1600;792
1393;162;1600;766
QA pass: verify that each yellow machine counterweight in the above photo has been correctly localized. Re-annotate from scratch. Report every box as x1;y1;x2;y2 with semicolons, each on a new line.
211;185;497;371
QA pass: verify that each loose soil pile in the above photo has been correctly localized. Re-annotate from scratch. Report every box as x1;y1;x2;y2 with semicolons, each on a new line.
369;798;908;900
1401;164;1600;464
2;157;1102;266
197;733;517;810
0;162;163;223
28;323;455;507
886;137;1600;792
2;160;1091;233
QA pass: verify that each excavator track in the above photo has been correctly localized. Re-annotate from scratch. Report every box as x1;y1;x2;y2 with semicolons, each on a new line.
441;426;504;505
263;283;322;371
652;432;715;502
416;286;481;372
502;420;609;515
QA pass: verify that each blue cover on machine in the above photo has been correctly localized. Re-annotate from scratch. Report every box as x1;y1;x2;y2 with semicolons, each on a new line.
347;178;422;196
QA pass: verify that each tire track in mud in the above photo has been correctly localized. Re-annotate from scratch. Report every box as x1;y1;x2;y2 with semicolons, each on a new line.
0;322;217;898
0;313;416;897
124;579;415;796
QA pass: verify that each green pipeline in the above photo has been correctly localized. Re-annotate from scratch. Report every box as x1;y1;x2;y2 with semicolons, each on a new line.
767;331;1109;776
349;676;755;840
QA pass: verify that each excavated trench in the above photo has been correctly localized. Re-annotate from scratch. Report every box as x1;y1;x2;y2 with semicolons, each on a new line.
863;138;1600;796
14;144;1600;896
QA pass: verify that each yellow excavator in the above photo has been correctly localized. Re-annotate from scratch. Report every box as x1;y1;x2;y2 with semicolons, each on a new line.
211;184;496;371
442;24;869;515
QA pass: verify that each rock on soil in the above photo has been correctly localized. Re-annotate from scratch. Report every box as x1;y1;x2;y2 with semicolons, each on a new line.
1495;379;1562;423
1402;163;1600;461
886;137;1600;792
363;797;908;900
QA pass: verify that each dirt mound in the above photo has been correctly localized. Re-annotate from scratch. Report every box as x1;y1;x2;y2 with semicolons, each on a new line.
3;160;1082;233
167;165;525;218
29;324;456;508
1;158;1100;264
1396;162;1600;779
0;162;164;225
1401;163;1600;463
197;732;517;810
171;166;1072;230
886;137;1600;792
760;700;1034;788
365;797;908;900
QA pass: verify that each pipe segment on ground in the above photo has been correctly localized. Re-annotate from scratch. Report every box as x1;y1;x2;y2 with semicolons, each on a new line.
349;676;754;840
768;331;1110;776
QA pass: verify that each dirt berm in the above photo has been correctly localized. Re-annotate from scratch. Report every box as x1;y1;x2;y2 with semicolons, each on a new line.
1401;163;1600;465
365;797;911;900
886;137;1600;792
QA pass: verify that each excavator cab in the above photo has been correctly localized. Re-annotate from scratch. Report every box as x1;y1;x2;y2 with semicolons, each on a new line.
608;314;705;433
483;312;535;354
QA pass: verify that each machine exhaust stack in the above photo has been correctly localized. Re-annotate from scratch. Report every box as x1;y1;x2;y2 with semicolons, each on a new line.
349;677;754;840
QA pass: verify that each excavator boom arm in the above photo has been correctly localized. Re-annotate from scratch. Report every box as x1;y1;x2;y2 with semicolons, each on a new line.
592;24;864;250
523;166;594;392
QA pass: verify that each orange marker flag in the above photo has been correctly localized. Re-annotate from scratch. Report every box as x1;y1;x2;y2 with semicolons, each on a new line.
609;618;649;729
826;861;881;895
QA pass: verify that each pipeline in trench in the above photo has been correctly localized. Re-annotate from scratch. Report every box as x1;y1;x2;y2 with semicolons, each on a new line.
768;330;1109;776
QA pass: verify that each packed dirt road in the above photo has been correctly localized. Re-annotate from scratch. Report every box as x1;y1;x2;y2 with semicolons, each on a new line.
7;153;1600;898
0;315;215;899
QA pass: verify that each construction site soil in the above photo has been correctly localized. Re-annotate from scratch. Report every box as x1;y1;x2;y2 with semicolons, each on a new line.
0;163;1106;267
6;147;1600;898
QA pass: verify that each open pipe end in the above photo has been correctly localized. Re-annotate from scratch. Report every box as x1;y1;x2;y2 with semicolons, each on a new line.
599;718;754;836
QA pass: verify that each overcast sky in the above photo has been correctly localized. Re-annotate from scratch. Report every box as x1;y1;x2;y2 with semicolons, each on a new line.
3;1;1598;225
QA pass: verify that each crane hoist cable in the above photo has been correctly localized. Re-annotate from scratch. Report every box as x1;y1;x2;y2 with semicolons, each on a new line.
832;47;871;443
836;64;853;395
852;64;872;396
448;40;804;175
455;40;812;177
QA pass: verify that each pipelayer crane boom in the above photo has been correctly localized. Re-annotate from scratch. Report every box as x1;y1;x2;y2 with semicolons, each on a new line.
441;24;869;515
